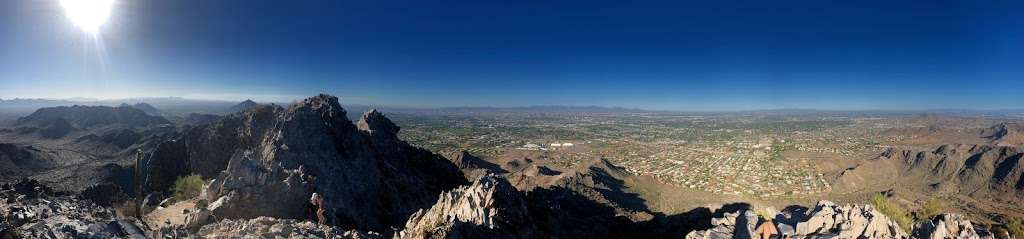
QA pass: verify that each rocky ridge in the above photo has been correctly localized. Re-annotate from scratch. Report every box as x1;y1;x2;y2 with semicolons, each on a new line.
686;200;998;239
139;94;467;232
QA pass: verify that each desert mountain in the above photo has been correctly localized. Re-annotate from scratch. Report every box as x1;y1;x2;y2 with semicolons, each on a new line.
981;122;1024;147
15;105;170;130
136;95;468;232
227;99;259;113
119;102;162;116
836;144;1024;204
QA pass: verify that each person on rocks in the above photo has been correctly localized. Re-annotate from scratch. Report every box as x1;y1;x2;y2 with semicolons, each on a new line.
307;192;319;222
309;192;327;225
755;213;780;239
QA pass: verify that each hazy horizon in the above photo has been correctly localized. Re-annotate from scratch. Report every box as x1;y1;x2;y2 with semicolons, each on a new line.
2;1;1021;111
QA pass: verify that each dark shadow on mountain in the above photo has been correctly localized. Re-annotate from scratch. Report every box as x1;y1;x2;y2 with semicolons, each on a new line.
629;202;752;239
585;164;650;212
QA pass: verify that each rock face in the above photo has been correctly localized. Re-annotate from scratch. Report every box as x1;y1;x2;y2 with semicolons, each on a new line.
912;214;995;239
687;201;908;239
196;216;380;239
138;94;467;232
397;175;537;239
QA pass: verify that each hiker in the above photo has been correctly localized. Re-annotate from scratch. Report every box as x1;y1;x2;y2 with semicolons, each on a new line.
310;192;327;225
307;192;319;222
755;214;780;239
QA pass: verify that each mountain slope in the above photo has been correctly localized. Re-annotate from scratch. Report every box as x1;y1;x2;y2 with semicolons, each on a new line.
836;144;1024;204
137;94;468;232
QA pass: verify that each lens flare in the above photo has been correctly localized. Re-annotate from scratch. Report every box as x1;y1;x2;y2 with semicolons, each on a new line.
59;0;114;34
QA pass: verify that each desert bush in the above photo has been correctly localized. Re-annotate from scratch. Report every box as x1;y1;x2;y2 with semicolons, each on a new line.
1008;217;1024;239
917;197;947;220
172;174;203;200
872;193;912;232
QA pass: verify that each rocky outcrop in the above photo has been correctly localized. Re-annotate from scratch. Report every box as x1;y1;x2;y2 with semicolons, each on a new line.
0;179;147;238
912;214;995;239
137;94;468;232
687;201;908;239
135;104;281;196
196;216;380;239
795;201;908;238
397;175;537;239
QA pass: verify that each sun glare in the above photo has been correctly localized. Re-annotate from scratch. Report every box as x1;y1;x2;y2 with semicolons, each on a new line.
59;0;114;34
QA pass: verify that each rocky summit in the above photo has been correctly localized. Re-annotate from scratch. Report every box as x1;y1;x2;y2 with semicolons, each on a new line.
139;94;467;232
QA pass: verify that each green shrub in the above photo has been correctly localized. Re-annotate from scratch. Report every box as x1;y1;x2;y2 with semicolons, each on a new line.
172;174;204;200
1008;217;1024;239
872;193;912;232
917;197;946;220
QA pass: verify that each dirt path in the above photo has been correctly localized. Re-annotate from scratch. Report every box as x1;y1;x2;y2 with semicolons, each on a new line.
144;199;197;229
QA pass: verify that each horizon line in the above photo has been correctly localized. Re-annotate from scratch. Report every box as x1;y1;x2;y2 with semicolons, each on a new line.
3;96;1024;113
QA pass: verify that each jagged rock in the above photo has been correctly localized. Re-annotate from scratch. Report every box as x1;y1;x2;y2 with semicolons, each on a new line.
688;201;908;239
136;103;281;196
183;209;213;232
188;94;466;232
794;201;908;238
912;214;994;239
196;216;380;239
357;109;400;140
396;175;538;239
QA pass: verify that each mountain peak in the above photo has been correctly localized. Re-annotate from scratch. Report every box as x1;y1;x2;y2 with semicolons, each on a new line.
357;109;399;138
228;99;260;112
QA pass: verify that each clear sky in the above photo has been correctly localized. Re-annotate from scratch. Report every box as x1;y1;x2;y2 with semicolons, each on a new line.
1;0;1021;110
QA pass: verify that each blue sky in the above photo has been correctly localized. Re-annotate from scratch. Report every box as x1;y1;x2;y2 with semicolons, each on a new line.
1;0;1021;110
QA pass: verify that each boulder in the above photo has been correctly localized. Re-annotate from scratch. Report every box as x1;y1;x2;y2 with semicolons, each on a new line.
396;175;538;239
912;214;995;239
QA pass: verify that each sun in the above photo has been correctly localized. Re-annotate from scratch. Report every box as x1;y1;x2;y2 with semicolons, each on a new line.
59;0;115;34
